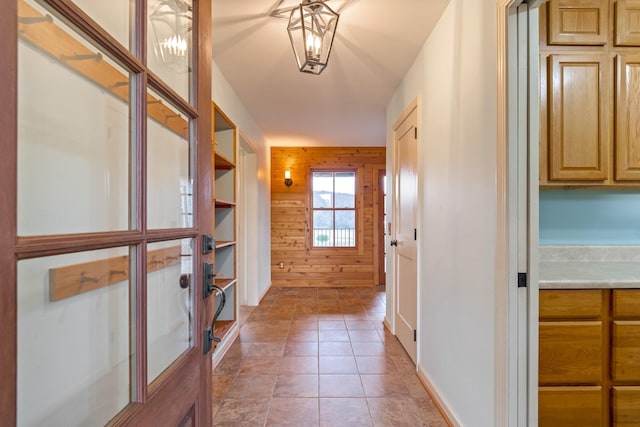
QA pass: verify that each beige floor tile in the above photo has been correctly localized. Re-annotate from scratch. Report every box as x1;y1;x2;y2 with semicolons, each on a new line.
318;320;347;331
319;355;358;374
361;374;410;397
265;398;319;426
284;341;318;356
212;398;270;426
319;330;350;341
319;341;354;356
319;398;372;427
225;375;276;399
279;356;319;374
367;397;426;427
211;375;234;399
351;341;386;356
349;330;383;342
247;342;285;357
238;356;282;375
319;374;364;397
273;374;318;398
414;398;449;426
355;357;398;374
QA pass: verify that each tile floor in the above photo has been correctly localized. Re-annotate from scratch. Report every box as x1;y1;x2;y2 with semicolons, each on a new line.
212;286;448;427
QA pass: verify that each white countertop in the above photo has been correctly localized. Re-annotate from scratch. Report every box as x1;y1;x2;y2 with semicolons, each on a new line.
539;261;640;289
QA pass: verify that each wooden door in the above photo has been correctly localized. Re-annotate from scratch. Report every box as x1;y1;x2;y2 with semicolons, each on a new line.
548;54;610;181
547;0;608;45
615;54;640;180
392;102;418;363
1;0;213;425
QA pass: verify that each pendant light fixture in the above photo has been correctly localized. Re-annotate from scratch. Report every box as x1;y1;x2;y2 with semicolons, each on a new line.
149;0;192;71
287;0;339;75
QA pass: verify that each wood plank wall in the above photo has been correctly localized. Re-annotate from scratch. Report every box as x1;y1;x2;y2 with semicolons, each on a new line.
271;147;386;287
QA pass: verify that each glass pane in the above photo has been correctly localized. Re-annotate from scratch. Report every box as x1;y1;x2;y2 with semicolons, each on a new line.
335;172;355;208
313;210;333;247
147;89;192;229
147;238;194;384
18;247;134;426
147;0;193;101
72;0;130;48
18;0;132;236
313;172;334;208
335;210;356;247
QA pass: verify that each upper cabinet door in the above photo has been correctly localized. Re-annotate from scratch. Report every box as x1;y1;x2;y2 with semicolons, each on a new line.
616;0;640;46
548;54;610;181
616;54;640;180
548;0;608;45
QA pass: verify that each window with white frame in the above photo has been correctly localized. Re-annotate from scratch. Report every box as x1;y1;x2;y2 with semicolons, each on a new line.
311;171;356;248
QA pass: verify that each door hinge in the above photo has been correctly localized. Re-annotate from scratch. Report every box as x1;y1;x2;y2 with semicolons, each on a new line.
414;228;417;241
517;272;527;288
413;330;417;342
414;127;418;139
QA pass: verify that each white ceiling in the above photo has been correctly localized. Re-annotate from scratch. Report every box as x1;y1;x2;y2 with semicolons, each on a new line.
211;0;450;147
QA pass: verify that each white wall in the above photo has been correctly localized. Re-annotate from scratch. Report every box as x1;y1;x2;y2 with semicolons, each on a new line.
212;62;272;304
386;0;498;425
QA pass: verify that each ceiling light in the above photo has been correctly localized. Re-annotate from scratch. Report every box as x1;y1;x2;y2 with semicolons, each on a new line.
149;0;192;71
287;0;339;75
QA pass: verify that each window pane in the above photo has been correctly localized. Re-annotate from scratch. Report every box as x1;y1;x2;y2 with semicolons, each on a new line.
147;0;193;101
18;1;132;235
18;247;134;426
147;238;194;384
335;210;355;247
72;0;130;49
313;210;333;247
147;89;192;229
335;172;355;208
313;172;334;208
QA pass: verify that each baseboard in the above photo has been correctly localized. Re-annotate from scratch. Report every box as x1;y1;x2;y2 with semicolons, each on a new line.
211;322;240;369
416;365;463;427
258;281;272;304
383;316;393;334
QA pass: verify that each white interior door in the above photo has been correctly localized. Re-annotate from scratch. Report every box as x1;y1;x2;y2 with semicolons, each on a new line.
393;103;418;363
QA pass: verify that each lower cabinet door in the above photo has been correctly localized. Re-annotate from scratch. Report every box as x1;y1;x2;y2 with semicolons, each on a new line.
613;386;640;427
539;386;604;427
539;321;604;384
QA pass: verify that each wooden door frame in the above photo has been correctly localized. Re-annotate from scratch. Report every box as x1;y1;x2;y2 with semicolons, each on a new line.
374;168;386;286
0;0;213;424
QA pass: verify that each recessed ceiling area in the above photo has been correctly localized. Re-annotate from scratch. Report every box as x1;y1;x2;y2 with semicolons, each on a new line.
212;0;450;147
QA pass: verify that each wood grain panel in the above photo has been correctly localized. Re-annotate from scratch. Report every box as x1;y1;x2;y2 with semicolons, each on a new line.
616;54;640;180
48;245;181;302
539;321;604;384
548;0;608;45
549;54;609;181
613;289;640;318
612;321;640;382
616;0;640;46
539;386;604;427
271;147;385;287
612;386;640;426
540;289;605;319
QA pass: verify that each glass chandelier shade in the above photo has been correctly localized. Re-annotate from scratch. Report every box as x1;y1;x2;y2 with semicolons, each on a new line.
287;0;339;75
149;0;192;72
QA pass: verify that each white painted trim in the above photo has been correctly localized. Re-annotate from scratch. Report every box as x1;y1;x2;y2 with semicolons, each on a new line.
495;0;523;425
382;316;393;334
417;365;462;427
257;281;272;304
211;323;240;369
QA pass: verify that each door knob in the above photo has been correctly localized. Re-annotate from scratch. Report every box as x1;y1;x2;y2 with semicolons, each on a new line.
390;240;398;246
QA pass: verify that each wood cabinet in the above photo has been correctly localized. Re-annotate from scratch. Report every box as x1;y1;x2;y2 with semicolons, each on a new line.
539;289;640;426
212;104;238;349
540;1;640;187
547;0;609;45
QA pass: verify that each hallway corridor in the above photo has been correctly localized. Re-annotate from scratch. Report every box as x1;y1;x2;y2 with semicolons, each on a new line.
211;286;448;426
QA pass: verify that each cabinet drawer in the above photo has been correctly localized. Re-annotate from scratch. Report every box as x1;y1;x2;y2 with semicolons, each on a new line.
548;0;608;45
539;386;603;427
540;289;604;320
612;321;640;382
613;290;640;318
613;386;640;427
540;321;604;384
